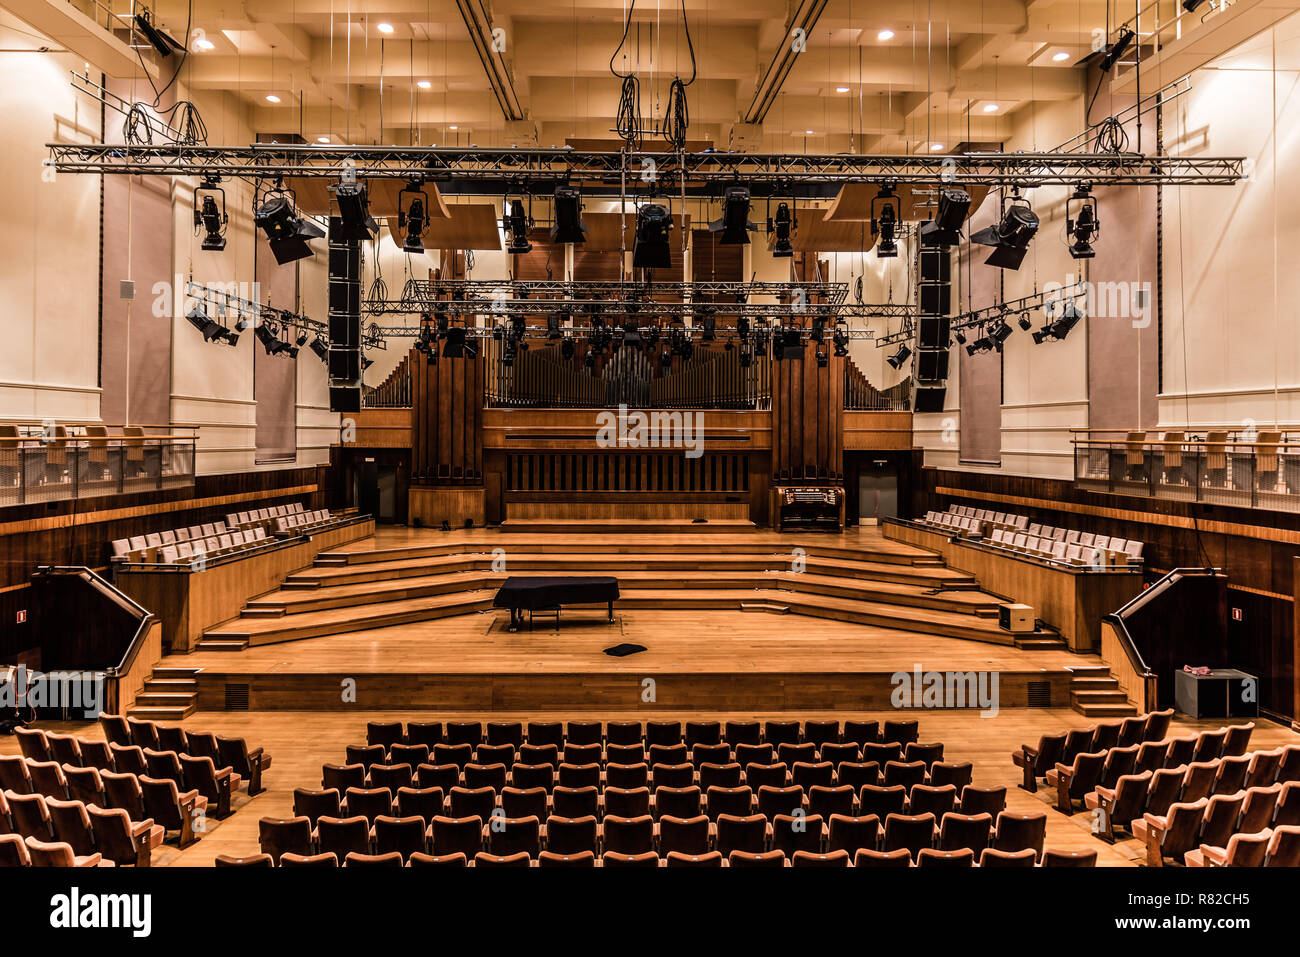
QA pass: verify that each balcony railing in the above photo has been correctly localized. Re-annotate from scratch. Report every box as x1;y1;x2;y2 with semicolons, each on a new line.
1072;428;1300;512
0;424;196;508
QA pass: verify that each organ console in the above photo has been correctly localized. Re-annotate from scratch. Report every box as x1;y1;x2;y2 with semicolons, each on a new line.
774;485;845;531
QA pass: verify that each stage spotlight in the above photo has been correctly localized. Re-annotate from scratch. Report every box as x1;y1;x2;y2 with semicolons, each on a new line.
194;180;228;251
954;330;967;345
550;185;587;243
441;327;477;359
886;343;913;370
989;320;1014;352
632;203;673;270
505;199;532;254
561;338;575;361
133;11;179;57
773;328;804;361
399;180;430;254
872;184;901;258
659;349;673;370
768;202;795;257
294;330;308;347
832;323;850;357
1100;28;1135;73
966;334;992;356
185;305;224;342
711;185;756;245
739;348;752;369
1017;312;1033;331
622;321;641;346
1033;301;1084;344
255;321;287;356
736;316;751;340
700;313;717;341
255;191;325;265
970;192;1039;270
816;347;828;368
310;337;329;362
583;349;596;370
1067;185;1099;260
334;182;378;240
919;187;971;247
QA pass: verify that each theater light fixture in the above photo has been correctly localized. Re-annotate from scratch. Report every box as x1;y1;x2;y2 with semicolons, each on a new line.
711;185;756;245
505;198;532;254
193;179;228;251
133;11;181;57
971;191;1039;270
551;186;587;243
334;182;378;241
989;320;1014;351
1033;301;1084;344
310;336;329;362
1067;185;1099;260
886;343;912;370
768;202;795;258
255;320;293;357
632;202;673;270
832;322;850;357
773;328;804;361
1100;28;1135;73
254;187;325;265
398;180;429;254
1017;312;1033;331
919;187;971;248
186;305;227;344
872;184;901;258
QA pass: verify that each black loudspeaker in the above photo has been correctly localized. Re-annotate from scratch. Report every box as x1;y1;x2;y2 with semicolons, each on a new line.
914;386;946;413
919;246;950;282
917;350;949;381
918;316;950;349
330;386;361;414
329;348;361;380
328;216;363;413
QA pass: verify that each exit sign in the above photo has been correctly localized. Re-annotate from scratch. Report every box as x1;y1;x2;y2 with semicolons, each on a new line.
1232;608;1243;622
15;610;26;624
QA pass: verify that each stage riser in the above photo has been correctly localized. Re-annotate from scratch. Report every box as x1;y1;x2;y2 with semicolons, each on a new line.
192;671;1078;712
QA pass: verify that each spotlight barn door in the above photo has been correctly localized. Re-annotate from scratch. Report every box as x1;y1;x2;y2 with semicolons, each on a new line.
914;236;952;414
328;216;362;413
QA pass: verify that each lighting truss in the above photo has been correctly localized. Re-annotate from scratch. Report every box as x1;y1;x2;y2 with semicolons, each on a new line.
360;321;884;343
44;145;1246;194
183;281;386;350
949;282;1088;334
384;279;850;306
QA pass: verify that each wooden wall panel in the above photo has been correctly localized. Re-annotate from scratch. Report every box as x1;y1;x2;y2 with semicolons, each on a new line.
411;347;484;485
770;351;844;480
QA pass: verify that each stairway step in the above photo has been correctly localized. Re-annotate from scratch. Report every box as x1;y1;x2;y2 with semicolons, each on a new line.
144;678;198;691
1071;689;1131;705
127;705;195;720
196;639;250;652
134;692;197;706
151;666;203;677
740;602;790;614
1072;701;1138;718
1014;637;1067;650
241;608;286;618
1071;676;1120;690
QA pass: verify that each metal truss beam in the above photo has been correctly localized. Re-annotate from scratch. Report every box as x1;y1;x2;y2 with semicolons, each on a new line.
393;279;850;306
45;145;1246;192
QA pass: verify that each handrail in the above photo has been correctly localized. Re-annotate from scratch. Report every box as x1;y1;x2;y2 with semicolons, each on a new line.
33;565;156;679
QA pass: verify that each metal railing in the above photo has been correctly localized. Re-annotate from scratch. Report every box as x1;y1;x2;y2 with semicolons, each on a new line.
0;425;196;508
1072;428;1300;512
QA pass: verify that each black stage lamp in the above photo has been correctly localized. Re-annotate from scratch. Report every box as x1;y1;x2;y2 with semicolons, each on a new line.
710;185;756;245
1100;28;1135;73
919;187;971;247
739;348;752;369
887;343;912;370
194;181;228;251
133;11;179;57
1033;301;1084;344
255;191;325;265
832;323;850;357
441;327;476;359
633;203;673;270
505;199;532;254
550;186;587;243
621;321;641;346
310;336;329;362
1017;312;1033;331
989;320;1014;352
768;202;795;257
971;192;1039;270
1067;185;1099;260
335;182;378;240
186;305;223;342
398;180;430;254
872;184;901;258
773;328;804;361
700;312;717;341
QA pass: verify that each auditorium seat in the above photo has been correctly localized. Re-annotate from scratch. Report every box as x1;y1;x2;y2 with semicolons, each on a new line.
25;837;102;868
259;816;313;863
139;777;206;848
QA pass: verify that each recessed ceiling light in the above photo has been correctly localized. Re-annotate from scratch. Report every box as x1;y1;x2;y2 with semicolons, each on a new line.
377;22;394;34
878;29;895;41
265;94;281;103
317;136;330;143
930;143;945;151
983;103;1000;113
836;86;851;93
805;129;815;135
449;125;458;130
194;37;214;51
1053;51;1071;62
417;80;432;90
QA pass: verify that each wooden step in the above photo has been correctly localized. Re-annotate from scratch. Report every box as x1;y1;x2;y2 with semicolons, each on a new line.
196;639;250;652
133;692;196;708
143;678;198;692
1071;676;1120;691
150;666;203;678
1072;700;1138;718
740;602;790;614
1067;665;1112;677
1071;689;1131;705
126;705;195;720
241;607;287;618
1013;636;1067;650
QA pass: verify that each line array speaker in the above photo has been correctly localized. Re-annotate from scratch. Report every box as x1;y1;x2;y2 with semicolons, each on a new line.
913;224;952;412
327;216;362;413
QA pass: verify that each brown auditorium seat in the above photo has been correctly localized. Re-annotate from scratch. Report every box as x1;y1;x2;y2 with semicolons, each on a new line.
366;721;405;749
345;851;405;868
791;849;851;867
1142;767;1187;820
1245;748;1284;790
416;763;460;794
0;757;32;794
429;815;484;858
756;784;804;822
474;851;531;867
216;736;268;796
87;806;161;867
215;853;274;867
99;714;132;748
552;786;599;820
735;743;774;768
498;786;547;823
489;815;542;858
323;763;367;794
280;852;340;867
602;814;655;855
917;847;974;868
430;743;473;769
7;791;54;841
462;762;507;792
606;743;646;766
1131;797;1209;867
1275;782;1300;826
715;813;767;856
1210;755;1251;796
907;783;956;818
344;787;393;824
155;725;188;756
884;761;927;791
665;850;723;867
1222;723;1255;757
1181;761;1218;804
109;745;146;778
14;728;49;762
1060;728;1096;765
562;721;600;747
698;763;743;792
651;763;694;791
771;812;823;857
26;837;101;867
1186;829;1272;868
725;721;761;746
1116;716;1147;749
836;762;880;794
659;813;712;856
882;720;919;745
316;815;373;859
259;816;313;863
180;754;239;818
601;851;660;867
563;742;602;767
937;811;992;853
928;762;973;792
1191;729;1228;764
604;721;642;747
729;850;786;867
905;742;944;770
606;763;649;790
126;718;160;752
802;721;840;748
27;761;69;800
744;763;789;791
101;771;147;820
685;721;722;748
1164;737;1196;769
763;721;800;746
691;743;731;769
862;742;902;768
958;785;1006;818
1199;793;1247;851
445;722;483;748
777;741;817;766
538;850;596;867
993;811;1047;860
1097;744;1140;788
374;815;428;860
511;763;555;793
645;721;682;747
649;743;689;767
819;743;861;768
791;761;835;790
78;740;114;772
705;785;754;821
185;732;220;764
63;766;105;810
1041;848;1098;867
448;786;495;825
979;847;1037;867
294;787;342;827
1135;740;1170;775
0;835;30;867
46;734;83;767
654;785;701;820
844;720;880;745
547;815;600;856
46;798;97;857
1046;751;1106;814
808;784;855;820
1090;722;1122;753
389;744;431;770
1276;746;1300;784
883;812;934;860
1142;709;1175;742
854;847;911;867
605;787;652;819
558;762;601;791
1265;825;1300;866
858;784;907;821
407;851;466;868
369;763;415;793
406;722;444;750
1085;770;1152;842
827;813;879;855
139;776;206;848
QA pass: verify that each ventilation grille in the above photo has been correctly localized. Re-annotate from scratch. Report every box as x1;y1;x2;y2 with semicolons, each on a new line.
224;684;250;711
1027;681;1052;708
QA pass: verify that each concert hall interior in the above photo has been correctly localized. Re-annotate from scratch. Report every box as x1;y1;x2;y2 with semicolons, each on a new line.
4;0;1300;893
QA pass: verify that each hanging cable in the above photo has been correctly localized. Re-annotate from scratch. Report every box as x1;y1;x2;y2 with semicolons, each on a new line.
661;0;697;150
610;0;642;150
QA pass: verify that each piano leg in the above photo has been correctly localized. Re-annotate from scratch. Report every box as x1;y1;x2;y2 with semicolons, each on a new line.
607;600;615;623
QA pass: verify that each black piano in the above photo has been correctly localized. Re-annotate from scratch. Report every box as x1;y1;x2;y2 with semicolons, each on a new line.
776;486;844;531
493;576;621;631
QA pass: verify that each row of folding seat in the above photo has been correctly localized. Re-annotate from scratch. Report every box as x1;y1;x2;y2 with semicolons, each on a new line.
2;783;194;859
927;505;1145;565
226;502;305;529
1133;787;1300;866
217;845;1099;868
253;804;1063;866
273;509;336;534
344;737;942;774
363;717;922;752
1182;825;1300;867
